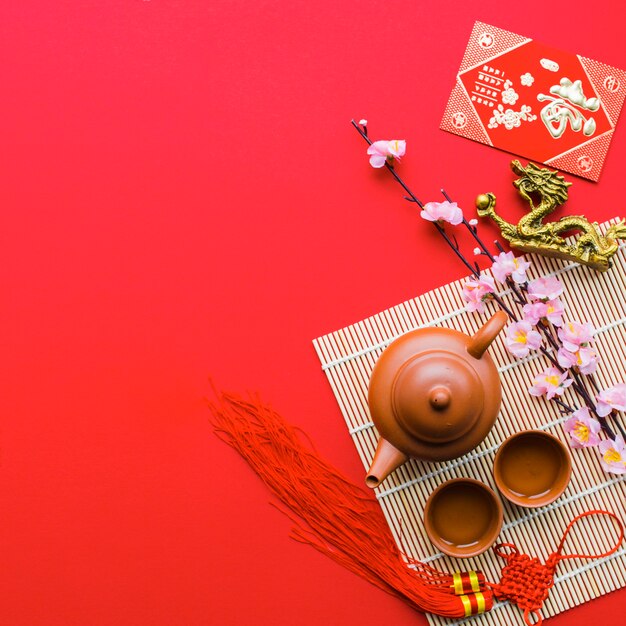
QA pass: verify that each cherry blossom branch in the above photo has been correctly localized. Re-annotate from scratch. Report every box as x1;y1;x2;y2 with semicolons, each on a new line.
352;121;520;319
553;398;577;414
352;119;626;472
466;220;618;436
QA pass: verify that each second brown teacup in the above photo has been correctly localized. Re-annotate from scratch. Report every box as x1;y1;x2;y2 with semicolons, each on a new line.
493;430;572;508
423;478;503;558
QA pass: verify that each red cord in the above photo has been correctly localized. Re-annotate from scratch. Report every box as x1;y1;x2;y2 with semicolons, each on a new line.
209;391;624;623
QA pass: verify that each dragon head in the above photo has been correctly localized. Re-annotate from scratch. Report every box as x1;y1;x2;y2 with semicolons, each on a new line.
510;160;571;208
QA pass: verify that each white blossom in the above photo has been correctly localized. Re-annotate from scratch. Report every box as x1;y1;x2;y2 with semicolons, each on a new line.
501;88;519;106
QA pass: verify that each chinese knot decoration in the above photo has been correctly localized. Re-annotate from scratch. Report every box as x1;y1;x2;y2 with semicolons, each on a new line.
490;510;624;625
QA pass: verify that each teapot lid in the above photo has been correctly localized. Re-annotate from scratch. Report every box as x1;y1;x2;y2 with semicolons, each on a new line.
391;351;483;444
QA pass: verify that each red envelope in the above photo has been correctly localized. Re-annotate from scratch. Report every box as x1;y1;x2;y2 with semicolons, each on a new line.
441;22;626;181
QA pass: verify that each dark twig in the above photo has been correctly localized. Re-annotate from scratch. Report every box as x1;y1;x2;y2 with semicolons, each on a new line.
442;188;495;261
553;398;576;414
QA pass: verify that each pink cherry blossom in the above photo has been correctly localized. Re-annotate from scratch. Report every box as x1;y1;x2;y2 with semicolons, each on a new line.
387;140;405;157
528;366;573;399
557;345;599;375
491;251;531;284
558;321;594;352
527;276;564;302
599;434;626;474
543;299;565;327
367;139;406;168
461;275;495;313
522;299;565;327
523;302;548;326
420;201;463;226
564;407;602;448
505;320;542;358
557;348;575;369
596;383;626;417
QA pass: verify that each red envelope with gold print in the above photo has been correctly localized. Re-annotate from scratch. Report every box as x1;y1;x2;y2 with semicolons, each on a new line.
441;22;626;181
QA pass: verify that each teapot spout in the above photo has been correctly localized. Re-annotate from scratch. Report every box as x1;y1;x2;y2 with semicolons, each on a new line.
366;438;409;488
467;311;508;359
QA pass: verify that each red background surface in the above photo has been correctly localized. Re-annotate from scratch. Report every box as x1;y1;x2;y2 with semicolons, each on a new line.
1;2;624;625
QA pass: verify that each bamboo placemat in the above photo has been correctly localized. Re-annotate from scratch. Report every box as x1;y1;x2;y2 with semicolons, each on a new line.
313;220;626;625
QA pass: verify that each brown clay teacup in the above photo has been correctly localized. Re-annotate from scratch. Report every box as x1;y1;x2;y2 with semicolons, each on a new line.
423;478;503;558
493;430;572;508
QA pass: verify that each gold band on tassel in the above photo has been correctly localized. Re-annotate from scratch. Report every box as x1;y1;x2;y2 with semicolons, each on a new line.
459;592;487;617
475;591;486;614
460;595;472;617
453;572;464;595
452;570;481;595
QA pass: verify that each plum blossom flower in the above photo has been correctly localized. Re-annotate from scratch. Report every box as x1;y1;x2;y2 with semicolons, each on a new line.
527;276;564;302
461;275;496;313
557;345;599;375
491;251;531;284
367;139;406;168
505;320;542;358
420;201;463;226
501;87;519;105
522;299;565;327
564;407;602;448
543;299;565;327
558;321;594;352
502;109;521;130
359;119;368;126
520;72;535;87
599;434;626;474
473;247;482;256
469;218;478;226
529;367;573;399
523;302;547;326
596;384;626;417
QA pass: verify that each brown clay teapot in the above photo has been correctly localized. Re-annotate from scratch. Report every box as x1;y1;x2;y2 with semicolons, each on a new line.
366;311;508;488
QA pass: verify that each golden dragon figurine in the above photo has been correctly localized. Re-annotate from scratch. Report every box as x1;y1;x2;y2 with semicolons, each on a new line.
475;160;626;271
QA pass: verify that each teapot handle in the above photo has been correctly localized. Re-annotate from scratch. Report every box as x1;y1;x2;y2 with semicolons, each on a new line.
467;311;508;359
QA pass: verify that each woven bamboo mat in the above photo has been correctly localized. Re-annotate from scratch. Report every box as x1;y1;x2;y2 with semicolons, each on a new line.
313;220;626;625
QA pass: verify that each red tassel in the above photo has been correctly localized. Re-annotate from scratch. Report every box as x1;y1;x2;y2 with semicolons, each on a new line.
208;390;493;618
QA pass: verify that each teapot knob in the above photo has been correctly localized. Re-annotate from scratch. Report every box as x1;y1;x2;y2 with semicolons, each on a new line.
429;386;451;410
